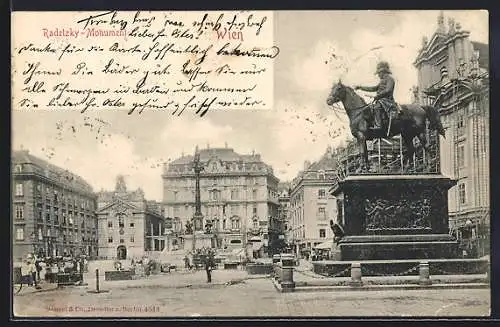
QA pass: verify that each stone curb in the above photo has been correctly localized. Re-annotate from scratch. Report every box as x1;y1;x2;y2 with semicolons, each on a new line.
14;284;59;296
79;278;249;292
272;278;489;293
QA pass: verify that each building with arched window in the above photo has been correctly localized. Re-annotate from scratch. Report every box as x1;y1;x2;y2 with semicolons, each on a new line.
413;12;489;256
96;176;165;260
162;144;280;253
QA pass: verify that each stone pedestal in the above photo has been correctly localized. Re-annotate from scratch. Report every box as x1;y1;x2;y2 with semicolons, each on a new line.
183;232;215;250
332;175;458;260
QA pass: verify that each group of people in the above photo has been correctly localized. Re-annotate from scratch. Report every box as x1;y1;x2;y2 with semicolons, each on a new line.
19;253;88;287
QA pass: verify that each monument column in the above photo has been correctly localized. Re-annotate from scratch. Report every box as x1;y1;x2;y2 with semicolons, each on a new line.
192;146;204;250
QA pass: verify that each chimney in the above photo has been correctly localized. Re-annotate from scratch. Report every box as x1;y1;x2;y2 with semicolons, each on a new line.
304;160;311;171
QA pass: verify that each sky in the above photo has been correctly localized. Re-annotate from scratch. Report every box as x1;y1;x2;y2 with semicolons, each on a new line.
12;10;488;201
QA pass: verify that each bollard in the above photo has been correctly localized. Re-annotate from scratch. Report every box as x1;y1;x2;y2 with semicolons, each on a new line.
87;268;109;294
349;263;363;287
280;266;295;292
418;261;432;286
486;261;490;283
96;269;100;292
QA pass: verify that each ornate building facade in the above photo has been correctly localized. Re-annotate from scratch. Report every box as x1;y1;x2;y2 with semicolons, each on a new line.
96;176;165;260
289;147;338;257
413;12;489;256
12;150;98;261
268;182;291;254
162;145;280;253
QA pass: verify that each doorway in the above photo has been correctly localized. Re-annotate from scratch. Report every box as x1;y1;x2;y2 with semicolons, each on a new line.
117;245;127;260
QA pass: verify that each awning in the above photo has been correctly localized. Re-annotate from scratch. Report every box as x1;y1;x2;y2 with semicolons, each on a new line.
313;240;333;250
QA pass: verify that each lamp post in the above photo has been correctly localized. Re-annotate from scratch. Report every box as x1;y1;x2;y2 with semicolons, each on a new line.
465;219;474;257
30;232;36;256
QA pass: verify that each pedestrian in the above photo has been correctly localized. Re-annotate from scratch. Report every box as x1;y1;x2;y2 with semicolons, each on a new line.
205;254;215;283
35;256;42;283
27;257;41;289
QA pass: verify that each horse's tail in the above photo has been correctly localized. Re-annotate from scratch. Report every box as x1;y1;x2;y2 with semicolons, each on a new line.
423;105;446;138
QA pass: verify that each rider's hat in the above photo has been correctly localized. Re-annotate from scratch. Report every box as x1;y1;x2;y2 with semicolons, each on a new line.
375;61;391;74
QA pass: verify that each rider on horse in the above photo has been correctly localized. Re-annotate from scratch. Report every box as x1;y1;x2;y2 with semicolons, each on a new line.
354;61;398;133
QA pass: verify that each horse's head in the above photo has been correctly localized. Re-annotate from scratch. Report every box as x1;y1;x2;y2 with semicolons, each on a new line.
326;79;347;106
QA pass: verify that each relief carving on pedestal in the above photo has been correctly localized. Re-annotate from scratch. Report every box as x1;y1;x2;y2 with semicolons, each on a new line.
364;190;434;231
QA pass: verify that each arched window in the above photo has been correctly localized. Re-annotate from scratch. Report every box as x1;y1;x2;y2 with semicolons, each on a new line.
318;170;325;179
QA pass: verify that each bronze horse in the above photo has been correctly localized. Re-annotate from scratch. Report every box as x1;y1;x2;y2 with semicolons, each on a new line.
326;80;445;170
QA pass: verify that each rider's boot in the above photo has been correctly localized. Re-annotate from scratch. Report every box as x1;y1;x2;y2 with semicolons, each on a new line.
370;109;383;132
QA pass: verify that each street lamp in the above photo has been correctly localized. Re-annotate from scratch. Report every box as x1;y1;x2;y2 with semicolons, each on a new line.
30;232;36;255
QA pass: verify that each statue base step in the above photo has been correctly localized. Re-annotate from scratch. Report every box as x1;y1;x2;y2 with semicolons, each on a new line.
338;234;459;260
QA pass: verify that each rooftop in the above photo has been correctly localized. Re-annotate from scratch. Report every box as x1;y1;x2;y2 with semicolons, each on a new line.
12;150;94;193
170;147;261;165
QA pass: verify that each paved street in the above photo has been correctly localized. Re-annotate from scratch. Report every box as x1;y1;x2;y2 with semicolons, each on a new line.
13;269;490;317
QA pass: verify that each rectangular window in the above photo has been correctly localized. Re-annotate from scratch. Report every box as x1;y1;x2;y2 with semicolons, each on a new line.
120;239;124;244
130;236;134;243
253;206;257;215
252;189;257;199
108;236;113;243
456;114;465;136
108;221;113;228
457;144;465;168
174;206;180;217
15;205;24;220
15;183;23;196
16;227;24;240
459;183;467;205
317;207;326;220
318;189;326;199
230;190;238;200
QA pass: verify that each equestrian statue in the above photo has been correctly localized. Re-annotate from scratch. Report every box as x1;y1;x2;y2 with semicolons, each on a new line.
326;61;446;171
